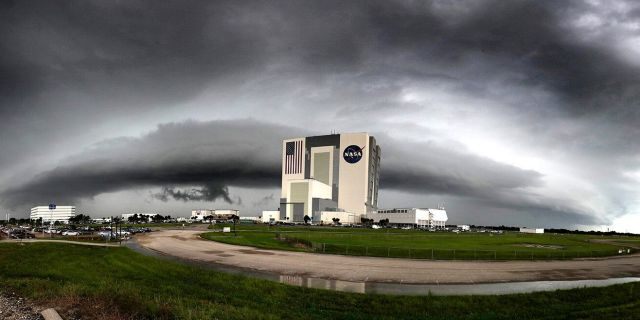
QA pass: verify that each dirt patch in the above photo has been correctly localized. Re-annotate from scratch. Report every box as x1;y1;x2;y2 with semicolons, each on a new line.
203;250;225;254
515;243;564;250
237;249;275;255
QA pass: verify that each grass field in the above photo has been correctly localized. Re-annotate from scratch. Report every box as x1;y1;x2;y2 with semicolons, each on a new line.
202;224;636;260
1;242;640;319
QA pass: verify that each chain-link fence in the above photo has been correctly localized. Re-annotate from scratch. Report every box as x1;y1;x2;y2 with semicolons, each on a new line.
277;234;633;260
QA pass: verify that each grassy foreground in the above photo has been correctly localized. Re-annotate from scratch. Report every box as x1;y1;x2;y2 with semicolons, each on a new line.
1;243;640;319
202;225;633;260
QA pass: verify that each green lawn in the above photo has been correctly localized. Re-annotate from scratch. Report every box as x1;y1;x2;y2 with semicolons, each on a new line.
202;224;636;260
1;242;639;319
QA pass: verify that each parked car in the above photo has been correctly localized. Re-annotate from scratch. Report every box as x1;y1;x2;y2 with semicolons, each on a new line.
10;229;35;239
62;230;80;236
97;231;113;238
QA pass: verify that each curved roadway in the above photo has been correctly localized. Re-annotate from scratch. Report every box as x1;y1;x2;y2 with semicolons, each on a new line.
136;229;640;284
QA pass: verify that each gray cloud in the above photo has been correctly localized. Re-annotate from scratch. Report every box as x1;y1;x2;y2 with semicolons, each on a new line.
152;184;233;204
252;194;276;208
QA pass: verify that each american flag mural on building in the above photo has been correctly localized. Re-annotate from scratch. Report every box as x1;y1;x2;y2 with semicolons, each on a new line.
285;140;303;174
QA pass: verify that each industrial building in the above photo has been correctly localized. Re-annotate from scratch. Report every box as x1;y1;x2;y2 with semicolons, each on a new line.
121;213;158;222
191;209;239;221
30;206;76;224
367;208;448;229
520;227;544;234
261;210;280;223
280;132;381;223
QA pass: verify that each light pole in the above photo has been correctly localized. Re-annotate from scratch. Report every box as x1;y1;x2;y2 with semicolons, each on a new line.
48;203;56;238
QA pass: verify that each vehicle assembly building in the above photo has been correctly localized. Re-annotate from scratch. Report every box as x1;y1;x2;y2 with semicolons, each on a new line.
280;132;381;223
274;132;450;228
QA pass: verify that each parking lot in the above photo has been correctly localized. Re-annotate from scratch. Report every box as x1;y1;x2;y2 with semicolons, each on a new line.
0;225;152;241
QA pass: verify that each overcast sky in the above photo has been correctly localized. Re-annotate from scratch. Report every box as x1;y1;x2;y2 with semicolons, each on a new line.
1;0;639;232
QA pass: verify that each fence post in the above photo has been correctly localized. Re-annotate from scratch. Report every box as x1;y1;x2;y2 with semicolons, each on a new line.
474;250;477;260
453;249;456;260
431;248;434;260
323;243;325;253
494;250;496;260
387;247;390;257
346;245;349;255
409;248;412;259
365;246;368;256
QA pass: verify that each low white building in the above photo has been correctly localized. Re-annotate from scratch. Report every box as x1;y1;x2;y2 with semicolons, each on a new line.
520;227;544;234
458;225;470;231
122;213;155;222
191;209;240;221
214;209;239;218
261;210;280;223
319;211;360;225
92;217;111;224
191;209;214;218
30;206;76;224
239;216;260;222
366;208;448;229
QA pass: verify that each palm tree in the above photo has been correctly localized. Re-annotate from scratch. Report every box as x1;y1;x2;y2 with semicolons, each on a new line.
230;215;240;236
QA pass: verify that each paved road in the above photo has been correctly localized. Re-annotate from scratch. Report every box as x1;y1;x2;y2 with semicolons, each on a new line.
136;229;640;284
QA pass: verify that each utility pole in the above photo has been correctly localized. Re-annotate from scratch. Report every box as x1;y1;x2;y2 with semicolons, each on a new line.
49;204;56;238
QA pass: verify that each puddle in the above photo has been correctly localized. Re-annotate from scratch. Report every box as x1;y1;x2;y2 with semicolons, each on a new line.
125;240;640;296
237;249;276;255
515;243;563;249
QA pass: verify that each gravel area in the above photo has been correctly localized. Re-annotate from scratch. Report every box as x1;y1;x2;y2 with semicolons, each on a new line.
0;292;43;320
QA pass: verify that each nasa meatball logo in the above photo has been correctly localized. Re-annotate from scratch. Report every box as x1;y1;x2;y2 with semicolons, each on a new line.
343;145;363;164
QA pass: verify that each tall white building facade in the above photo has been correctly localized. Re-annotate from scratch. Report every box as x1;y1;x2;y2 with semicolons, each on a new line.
280;132;381;223
30;206;76;224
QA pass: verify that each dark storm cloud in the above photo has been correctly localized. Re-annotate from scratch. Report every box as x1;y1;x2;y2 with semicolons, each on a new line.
0;0;274;128
4;0;637;113
152;184;233;203
2;0;638;139
365;1;640;114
